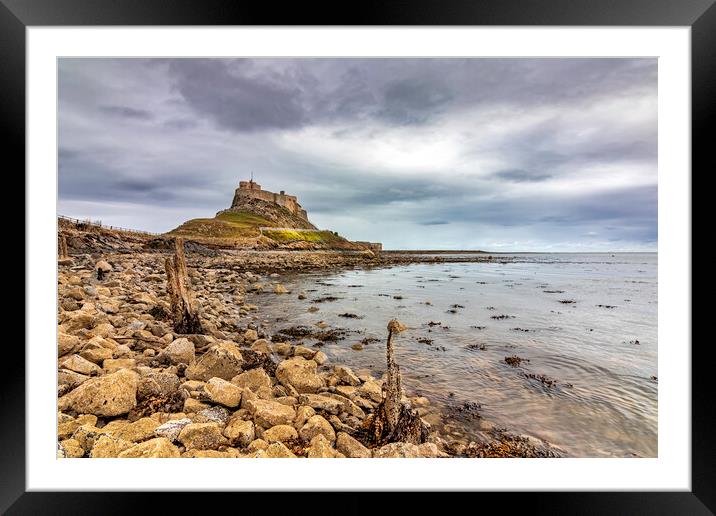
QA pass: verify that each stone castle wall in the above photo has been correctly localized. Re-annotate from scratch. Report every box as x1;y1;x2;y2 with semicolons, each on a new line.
233;181;308;220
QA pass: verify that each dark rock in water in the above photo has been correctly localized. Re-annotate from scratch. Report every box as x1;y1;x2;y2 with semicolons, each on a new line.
504;355;526;367
417;337;433;345
457;428;563;458
511;327;534;332
596;304;617;309
470;325;486;330
491;314;515;320
338;312;363;319
543;290;565;294
427;321;442;326
275;325;350;342
465;343;486;351
523;372;558;388
312;296;340;303
558;299;576;304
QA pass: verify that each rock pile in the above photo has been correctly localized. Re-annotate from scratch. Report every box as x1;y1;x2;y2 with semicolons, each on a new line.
56;252;446;458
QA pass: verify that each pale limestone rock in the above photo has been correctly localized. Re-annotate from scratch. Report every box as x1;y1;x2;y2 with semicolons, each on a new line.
154;418;192;442
307;434;344;458
299;414;336;444
297;393;343;415
112;417;160;443
60;354;102;376
185;341;244;381
90;435;133;458
204;377;242;408
249;339;272;355
58;369;138;417
264;441;296;458
334;365;361;386
162;337;195;365
58;332;80;357
336;432;371;458
177;422;228;450
244;397;297;428
118;437;181;458
231;368;272;392
263;424;298;443
275;356;324;394
223;418;255;447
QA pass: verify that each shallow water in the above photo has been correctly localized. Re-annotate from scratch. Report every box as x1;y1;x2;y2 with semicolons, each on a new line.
250;253;657;457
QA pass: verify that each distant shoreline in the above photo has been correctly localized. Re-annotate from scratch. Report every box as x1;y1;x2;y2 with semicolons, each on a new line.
382;250;656;255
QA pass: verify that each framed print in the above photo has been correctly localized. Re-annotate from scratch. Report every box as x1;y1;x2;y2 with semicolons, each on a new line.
4;0;712;512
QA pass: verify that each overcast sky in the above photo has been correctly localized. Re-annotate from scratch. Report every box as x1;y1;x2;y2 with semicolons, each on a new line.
58;58;657;251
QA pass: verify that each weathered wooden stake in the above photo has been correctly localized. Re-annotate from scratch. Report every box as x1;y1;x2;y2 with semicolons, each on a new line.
58;234;69;259
165;238;203;334
364;319;429;445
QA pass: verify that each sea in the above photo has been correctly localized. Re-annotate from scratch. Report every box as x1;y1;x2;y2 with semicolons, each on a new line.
249;253;658;457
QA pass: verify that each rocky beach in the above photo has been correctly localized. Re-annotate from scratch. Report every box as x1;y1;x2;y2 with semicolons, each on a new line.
56;222;563;459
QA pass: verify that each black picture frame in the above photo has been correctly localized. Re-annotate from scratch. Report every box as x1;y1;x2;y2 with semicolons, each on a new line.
3;0;710;513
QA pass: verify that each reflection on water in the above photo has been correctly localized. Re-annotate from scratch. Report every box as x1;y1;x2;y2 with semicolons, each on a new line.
250;253;657;457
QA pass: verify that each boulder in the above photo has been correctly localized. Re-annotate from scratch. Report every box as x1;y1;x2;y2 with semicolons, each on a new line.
204;377;243;408
162;337;195;365
245;398;296;428
60;354;102;376
58;369;138;417
297;394;343;415
59;438;85;458
177;422;229;450
336;432;371;458
154;418;192;442
118;437;181;458
79;346;113;365
223;418;255;447
58;414;98;440
270;342;293;356
299;414;336;444
359;380;383;403
334;365;361;386
185;341;244;381
293;405;316;429
293;345;315;359
273;284;288;294
231;368;272;392
306;434;344;458
275;356;324;394
372;442;441;458
90;435;133;458
194;406;231;426
263;424;299;443
58;332;80;357
103;358;137;374
264;442;296;458
111;417;160;443
243;329;258;342
249;339;272;355
312;351;328;365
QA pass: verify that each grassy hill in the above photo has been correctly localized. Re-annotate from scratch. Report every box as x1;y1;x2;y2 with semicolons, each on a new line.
166;210;361;250
166;211;274;244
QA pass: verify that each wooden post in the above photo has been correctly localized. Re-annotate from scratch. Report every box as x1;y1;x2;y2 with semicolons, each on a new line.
58;234;68;259
165;238;203;334
363;319;429;446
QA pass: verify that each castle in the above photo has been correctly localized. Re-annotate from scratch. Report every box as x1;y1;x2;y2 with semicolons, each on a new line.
231;178;309;221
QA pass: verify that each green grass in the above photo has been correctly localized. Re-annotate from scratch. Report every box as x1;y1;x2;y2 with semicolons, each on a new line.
167;211;277;241
262;229;346;243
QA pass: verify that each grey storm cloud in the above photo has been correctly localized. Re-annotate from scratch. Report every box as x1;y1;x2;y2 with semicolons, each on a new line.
99;105;154;120
494;169;552;183
58;57;658;251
